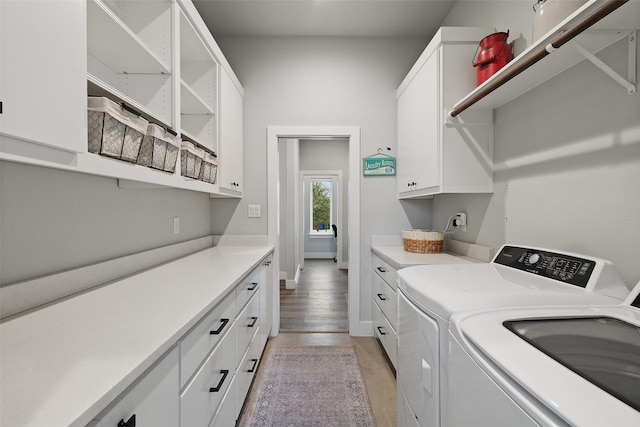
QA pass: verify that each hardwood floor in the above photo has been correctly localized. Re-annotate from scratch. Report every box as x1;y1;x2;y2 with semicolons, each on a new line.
279;259;349;332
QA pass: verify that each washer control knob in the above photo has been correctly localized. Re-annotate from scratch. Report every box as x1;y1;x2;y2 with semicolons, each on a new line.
528;253;541;264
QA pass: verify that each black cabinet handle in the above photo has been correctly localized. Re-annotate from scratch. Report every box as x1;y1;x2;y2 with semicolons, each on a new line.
118;414;136;427
377;326;387;336
377;293;387;301
376;266;386;273
210;318;230;335
248;282;258;291
248;358;259;373
248;316;258;327
209;369;229;392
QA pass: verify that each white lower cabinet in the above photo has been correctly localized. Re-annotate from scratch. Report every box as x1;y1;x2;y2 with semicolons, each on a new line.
236;330;262;418
90;347;179;427
209;375;237;427
181;322;237;427
371;251;399;369
89;253;272;427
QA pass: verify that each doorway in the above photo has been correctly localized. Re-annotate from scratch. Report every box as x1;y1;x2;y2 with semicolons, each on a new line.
267;126;362;336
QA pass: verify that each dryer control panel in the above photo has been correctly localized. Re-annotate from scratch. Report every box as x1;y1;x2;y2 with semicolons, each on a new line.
494;246;595;288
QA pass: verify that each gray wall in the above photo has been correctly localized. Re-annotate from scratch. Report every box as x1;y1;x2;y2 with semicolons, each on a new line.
436;1;640;287
1;161;213;285
211;36;434;322
278;138;300;282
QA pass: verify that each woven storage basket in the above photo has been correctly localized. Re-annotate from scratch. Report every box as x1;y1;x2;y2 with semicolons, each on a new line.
180;140;205;179
199;151;218;184
87;97;148;163
402;230;444;254
138;123;180;173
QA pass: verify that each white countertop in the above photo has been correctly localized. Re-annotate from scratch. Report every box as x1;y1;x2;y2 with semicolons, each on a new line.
371;245;481;269
0;245;273;427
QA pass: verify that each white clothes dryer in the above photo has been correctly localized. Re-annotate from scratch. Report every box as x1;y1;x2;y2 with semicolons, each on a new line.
448;282;640;427
396;245;631;427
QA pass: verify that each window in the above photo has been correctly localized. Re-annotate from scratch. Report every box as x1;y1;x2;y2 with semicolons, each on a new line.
310;180;332;236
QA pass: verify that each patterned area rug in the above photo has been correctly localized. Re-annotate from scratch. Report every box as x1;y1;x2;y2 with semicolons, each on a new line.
240;346;376;427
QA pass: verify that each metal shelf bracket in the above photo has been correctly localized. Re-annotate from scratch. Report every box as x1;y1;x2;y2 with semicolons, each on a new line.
569;30;636;94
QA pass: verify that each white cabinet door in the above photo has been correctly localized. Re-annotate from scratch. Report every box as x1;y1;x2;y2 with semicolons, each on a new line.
218;67;243;194
0;0;86;152
97;347;179;427
397;49;439;195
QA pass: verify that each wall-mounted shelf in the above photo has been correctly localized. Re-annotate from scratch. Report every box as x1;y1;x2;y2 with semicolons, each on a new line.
448;0;639;118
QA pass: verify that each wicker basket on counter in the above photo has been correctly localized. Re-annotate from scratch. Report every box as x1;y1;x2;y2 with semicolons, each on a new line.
402;230;444;254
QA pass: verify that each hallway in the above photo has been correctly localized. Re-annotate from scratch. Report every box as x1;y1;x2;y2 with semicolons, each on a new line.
279;259;349;332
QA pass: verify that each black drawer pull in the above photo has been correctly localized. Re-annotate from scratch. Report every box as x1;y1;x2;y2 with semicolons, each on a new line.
376;266;387;273
248;316;258;327
248;282;258;291
209;369;230;392
210;318;230;335
118;414;136;427
377;326;387;336
248;358;259;373
377;293;387;301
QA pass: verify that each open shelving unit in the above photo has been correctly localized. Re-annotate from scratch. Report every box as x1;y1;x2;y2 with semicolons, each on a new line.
448;0;639;119
179;10;218;154
87;0;173;127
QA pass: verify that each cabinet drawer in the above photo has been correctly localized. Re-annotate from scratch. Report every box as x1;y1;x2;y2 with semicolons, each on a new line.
180;291;236;387
373;303;397;369
372;253;398;290
236;270;260;312
209;374;237;427
236;333;262;418
181;323;237;427
372;273;398;330
95;347;179;427
236;291;260;359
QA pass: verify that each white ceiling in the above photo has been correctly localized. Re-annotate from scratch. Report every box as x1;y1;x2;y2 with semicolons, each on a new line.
192;0;457;38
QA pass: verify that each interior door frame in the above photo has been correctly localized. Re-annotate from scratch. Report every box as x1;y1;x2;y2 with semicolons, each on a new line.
267;126;362;336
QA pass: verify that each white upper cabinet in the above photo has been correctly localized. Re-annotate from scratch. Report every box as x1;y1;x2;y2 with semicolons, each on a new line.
217;67;244;194
1;0;244;197
179;7;218;153
0;0;86;152
397;27;495;199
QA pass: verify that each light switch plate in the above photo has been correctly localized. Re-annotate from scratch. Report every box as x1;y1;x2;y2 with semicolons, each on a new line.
248;205;261;218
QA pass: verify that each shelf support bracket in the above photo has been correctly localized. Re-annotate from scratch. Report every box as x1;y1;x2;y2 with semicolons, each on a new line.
569;30;636;94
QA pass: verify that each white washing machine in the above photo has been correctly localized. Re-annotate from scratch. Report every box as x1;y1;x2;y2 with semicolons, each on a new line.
448;282;640;427
396;245;631;427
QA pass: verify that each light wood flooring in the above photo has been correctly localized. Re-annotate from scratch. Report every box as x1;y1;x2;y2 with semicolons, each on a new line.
279;259;349;332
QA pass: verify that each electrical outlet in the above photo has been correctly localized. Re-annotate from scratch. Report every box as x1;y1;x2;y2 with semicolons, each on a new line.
454;213;467;232
173;217;180;234
248;205;261;218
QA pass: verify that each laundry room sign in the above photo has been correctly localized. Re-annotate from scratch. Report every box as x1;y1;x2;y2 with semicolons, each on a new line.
363;156;396;176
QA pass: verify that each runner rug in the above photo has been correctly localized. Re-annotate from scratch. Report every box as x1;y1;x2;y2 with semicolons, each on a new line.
240;346;376;427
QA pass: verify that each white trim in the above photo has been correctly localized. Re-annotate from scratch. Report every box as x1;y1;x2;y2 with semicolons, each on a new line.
267;126;361;336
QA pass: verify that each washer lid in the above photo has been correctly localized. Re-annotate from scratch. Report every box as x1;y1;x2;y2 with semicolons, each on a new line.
397;263;622;320
453;305;640;427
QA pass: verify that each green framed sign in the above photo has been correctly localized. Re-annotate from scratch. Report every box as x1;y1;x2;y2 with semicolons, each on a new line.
363;157;396;176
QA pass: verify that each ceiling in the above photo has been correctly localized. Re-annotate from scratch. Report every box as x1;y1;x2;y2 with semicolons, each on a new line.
192;0;457;38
